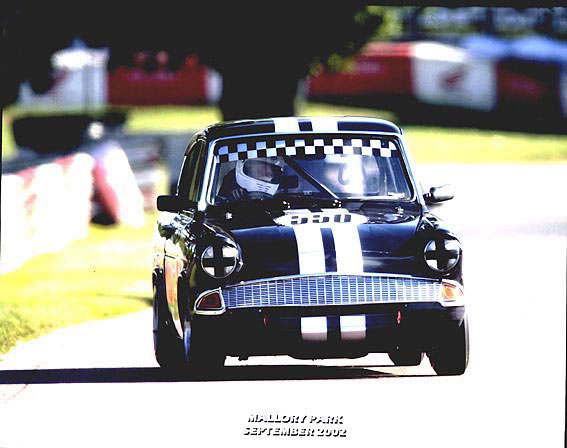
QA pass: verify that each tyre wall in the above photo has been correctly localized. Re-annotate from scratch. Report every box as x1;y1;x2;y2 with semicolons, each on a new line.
1;153;95;273
1;145;147;273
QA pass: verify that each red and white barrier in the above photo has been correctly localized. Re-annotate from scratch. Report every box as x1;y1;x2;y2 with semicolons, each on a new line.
306;41;499;111
307;43;413;98
91;141;145;227
410;42;497;111
0;144;148;273
1;153;95;273
55;154;97;242
1;174;26;273
16;42;566;119
107;55;221;106
306;40;566;118
108;56;205;106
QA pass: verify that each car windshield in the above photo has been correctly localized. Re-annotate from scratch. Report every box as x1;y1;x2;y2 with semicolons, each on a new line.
208;134;413;205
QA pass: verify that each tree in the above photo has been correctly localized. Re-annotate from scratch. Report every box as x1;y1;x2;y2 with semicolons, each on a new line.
1;3;381;121
194;3;382;120
1;4;76;105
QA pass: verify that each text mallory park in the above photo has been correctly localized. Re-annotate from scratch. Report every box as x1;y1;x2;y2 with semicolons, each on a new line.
248;414;344;424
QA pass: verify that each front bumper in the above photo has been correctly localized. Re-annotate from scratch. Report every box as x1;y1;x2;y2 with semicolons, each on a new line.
191;273;466;359
194;302;465;359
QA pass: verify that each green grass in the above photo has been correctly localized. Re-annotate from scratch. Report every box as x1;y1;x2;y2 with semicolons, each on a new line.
123;103;396;133
2;110;17;161
0;215;156;355
124;105;222;134
403;127;567;164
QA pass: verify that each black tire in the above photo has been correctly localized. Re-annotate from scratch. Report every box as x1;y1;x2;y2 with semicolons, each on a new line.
152;274;185;368
388;347;424;366
428;315;469;376
183;319;226;376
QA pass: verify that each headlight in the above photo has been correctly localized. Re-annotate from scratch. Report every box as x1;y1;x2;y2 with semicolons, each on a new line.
200;240;240;278
424;238;461;272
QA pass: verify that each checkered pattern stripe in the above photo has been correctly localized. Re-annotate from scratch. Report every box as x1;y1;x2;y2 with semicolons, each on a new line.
215;136;396;163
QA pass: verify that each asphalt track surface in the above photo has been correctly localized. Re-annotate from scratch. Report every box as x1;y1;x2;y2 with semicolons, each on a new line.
0;164;565;448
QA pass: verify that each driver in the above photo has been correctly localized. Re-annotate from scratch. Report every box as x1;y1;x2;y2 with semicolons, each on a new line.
217;157;284;202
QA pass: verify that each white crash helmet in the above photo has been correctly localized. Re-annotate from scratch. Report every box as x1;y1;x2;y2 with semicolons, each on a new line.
235;157;284;196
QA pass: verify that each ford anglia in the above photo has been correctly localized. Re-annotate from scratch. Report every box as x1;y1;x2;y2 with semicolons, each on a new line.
153;117;468;375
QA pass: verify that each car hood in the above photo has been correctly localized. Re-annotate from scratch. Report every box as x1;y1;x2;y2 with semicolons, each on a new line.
208;205;431;282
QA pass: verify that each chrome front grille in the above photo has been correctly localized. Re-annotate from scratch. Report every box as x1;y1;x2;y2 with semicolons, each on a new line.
222;274;441;309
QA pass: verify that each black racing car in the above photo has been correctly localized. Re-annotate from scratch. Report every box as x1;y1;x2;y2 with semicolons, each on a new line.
152;116;468;375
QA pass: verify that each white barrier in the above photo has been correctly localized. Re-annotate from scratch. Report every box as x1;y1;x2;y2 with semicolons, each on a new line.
56;153;96;242
91;141;145;228
0;153;95;274
411;42;497;112
18;48;108;109
0;174;26;273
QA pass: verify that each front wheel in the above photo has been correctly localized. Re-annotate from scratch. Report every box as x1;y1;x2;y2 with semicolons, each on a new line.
427;315;469;376
153;275;185;368
183;319;226;375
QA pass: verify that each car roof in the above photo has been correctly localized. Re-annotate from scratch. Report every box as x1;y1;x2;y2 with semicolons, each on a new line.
203;116;402;140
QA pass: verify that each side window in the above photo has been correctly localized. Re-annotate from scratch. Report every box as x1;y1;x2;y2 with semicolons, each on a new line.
177;139;207;202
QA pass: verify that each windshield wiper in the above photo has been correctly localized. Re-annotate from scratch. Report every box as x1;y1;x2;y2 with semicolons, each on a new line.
282;156;338;200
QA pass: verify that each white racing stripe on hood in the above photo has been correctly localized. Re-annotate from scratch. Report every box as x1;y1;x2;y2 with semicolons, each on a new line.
332;225;364;274
273;117;300;133
290;211;364;275
293;225;326;274
310;117;338;132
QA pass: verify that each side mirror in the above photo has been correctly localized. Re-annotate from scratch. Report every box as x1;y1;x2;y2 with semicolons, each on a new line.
424;184;455;204
157;195;197;212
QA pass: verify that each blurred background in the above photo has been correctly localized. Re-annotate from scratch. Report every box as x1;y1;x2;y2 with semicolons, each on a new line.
1;4;566;355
